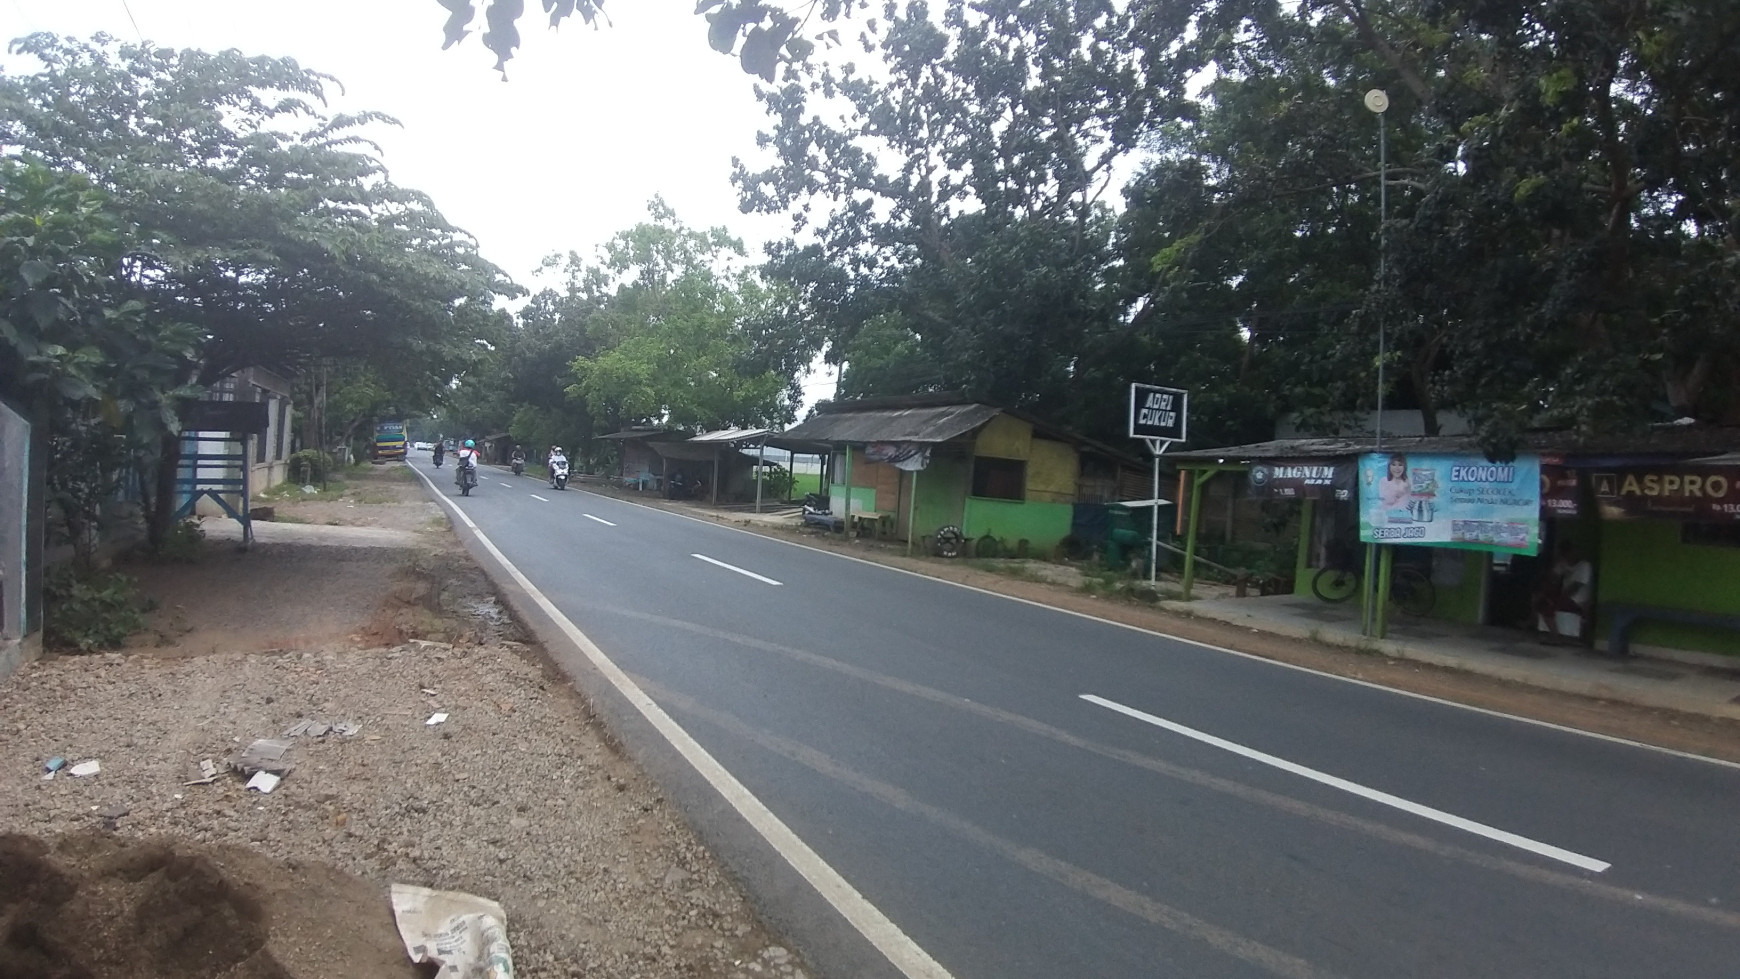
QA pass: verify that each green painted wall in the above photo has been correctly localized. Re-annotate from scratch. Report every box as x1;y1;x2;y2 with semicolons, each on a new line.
1294;500;1316;598
963;497;1073;552
1428;549;1487;625
909;455;969;542
827;483;877;515
1597;519;1740;656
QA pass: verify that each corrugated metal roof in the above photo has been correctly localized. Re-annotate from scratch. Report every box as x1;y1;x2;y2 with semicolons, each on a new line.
597;428;688;441
782;403;1002;444
1169;426;1740;464
689;427;771;443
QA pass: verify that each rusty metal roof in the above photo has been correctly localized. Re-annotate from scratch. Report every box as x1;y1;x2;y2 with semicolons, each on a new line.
782;403;1002;444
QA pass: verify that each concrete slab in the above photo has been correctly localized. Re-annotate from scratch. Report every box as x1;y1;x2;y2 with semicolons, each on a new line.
202;518;423;548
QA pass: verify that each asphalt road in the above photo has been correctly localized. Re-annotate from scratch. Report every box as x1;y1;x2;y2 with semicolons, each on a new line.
413;456;1740;978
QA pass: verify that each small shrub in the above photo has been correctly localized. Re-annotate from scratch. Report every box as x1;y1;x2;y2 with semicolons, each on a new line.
285;448;330;485
44;565;154;651
151;519;205;563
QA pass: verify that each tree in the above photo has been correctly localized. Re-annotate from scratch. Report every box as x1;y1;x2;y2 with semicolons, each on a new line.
0;158;199;564
1119;0;1740;450
2;35;517;541
433;0;853;82
735;0;1260;444
564;201;812;430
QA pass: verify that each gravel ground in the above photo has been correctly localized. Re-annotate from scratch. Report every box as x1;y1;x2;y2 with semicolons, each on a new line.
2;629;810;978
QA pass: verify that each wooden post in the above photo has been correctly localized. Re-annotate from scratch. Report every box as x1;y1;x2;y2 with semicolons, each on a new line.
906;468;919;556
1181;469;1215;600
1374;544;1394;638
755;437;766;513
841;445;853;536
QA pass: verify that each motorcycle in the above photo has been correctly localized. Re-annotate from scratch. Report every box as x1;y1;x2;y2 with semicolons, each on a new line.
511;456;525;477
455;455;478;496
432;447;445;468
549;457;570;491
801;492;841;531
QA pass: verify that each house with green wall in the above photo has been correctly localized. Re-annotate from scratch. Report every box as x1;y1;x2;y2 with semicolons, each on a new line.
782;395;1144;555
1169;428;1740;661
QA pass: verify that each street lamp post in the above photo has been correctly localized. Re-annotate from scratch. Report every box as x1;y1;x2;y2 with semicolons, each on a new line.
1363;88;1390;637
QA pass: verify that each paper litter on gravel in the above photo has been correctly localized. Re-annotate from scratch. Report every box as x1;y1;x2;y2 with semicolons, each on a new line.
0;641;812;979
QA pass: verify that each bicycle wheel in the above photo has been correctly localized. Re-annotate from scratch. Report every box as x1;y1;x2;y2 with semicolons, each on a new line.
1391;568;1436;616
1312;567;1359;602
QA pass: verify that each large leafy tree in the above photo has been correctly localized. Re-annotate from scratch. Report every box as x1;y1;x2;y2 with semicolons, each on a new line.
734;0;1276;445
565;201;813;431
0;159;199;564
1;34;516;540
1126;0;1740;448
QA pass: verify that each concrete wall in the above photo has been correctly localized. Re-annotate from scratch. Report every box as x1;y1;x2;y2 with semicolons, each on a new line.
963;497;1074;553
1597;518;1740;656
0;399;42;682
1026;438;1078;505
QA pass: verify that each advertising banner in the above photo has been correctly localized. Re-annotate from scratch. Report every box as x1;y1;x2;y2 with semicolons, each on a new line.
1540;463;1580;518
1358;452;1541;555
1247;460;1353;501
1591;465;1740;522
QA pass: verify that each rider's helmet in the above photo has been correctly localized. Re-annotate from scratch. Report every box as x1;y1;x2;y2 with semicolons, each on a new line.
551;445;563;455
464;439;475;448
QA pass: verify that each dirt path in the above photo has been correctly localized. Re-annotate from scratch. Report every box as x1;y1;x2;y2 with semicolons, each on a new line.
4;464;811;979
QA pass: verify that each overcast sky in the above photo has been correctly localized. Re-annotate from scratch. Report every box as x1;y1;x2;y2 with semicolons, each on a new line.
1;0;842;401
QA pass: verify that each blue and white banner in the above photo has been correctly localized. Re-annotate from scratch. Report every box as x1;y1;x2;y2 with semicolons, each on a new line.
1358;452;1541;555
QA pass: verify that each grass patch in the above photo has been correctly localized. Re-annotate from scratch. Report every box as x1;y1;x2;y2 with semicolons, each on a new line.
268;513;310;524
787;471;823;498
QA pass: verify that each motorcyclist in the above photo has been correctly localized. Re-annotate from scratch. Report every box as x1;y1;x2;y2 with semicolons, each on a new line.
454;439;479;485
548;444;568;469
432;440;445;467
510;444;526;475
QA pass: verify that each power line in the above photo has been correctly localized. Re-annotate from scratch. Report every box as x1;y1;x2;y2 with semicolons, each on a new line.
118;0;145;41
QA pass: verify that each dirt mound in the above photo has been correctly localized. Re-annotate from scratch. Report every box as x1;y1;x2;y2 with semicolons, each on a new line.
0;834;419;979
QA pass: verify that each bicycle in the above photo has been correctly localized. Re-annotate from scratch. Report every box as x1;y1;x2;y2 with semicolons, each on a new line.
1311;560;1436;616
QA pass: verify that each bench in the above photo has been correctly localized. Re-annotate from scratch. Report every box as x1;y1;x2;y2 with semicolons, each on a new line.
847;510;896;539
1606;603;1740;658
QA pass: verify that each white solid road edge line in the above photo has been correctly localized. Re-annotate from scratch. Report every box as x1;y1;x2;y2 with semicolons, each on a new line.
408;465;952;979
577;486;1740;772
1081;694;1612;874
693;553;783;586
583;513;617;526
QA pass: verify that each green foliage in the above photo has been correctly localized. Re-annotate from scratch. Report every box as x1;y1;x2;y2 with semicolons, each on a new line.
562;200;810;432
754;464;797;501
0;158;202;563
286;449;331;485
43;565;152;652
2;34;517;545
432;0;851;82
150;519;206;564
